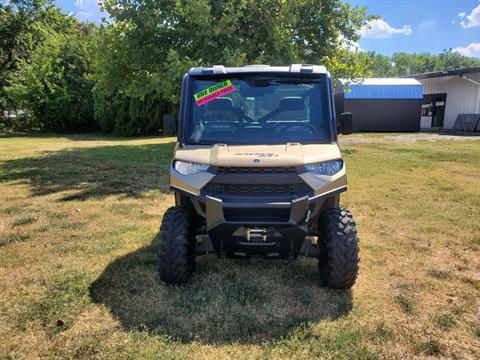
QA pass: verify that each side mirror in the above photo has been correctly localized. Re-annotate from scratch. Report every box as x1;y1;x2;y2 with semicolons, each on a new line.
339;112;353;135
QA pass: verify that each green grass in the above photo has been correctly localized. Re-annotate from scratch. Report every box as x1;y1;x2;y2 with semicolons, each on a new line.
427;269;451;280
0;133;479;359
414;338;443;356
0;232;30;247
11;215;36;227
394;293;415;315
434;313;457;331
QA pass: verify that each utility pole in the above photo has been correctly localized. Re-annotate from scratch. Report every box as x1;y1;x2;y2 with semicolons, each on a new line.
442;48;452;71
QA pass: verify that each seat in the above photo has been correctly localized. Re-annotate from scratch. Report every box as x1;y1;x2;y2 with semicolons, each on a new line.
202;97;242;122
263;97;308;123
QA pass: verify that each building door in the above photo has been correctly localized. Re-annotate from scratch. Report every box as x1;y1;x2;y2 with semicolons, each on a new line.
422;93;447;128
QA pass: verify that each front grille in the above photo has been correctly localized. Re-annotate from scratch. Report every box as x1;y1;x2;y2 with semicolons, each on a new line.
216;167;297;175
224;208;290;222
203;183;311;197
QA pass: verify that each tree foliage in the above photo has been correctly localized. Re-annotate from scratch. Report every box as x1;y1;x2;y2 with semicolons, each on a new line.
0;0;48;113
367;51;480;77
91;0;374;135
12;1;479;135
4;5;95;132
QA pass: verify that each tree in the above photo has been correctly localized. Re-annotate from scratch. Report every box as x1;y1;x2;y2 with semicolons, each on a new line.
5;7;96;132
367;51;480;77
91;0;374;135
365;52;394;77
0;0;48;113
442;51;480;71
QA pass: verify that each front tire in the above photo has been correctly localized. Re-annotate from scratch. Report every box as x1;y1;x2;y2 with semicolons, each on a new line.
157;206;195;284
318;207;359;289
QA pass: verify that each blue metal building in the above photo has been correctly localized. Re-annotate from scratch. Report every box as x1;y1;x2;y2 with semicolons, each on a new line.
335;78;423;132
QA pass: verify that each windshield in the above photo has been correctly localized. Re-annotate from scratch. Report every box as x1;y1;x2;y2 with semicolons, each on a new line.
187;77;330;145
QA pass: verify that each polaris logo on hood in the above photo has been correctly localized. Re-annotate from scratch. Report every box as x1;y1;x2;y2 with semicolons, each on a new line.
235;153;279;157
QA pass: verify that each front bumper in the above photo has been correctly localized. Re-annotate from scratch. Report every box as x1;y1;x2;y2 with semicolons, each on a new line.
172;185;346;258
206;194;311;230
170;162;347;258
206;194;312;259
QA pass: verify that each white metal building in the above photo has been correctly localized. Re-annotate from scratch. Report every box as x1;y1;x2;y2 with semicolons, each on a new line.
413;68;480;130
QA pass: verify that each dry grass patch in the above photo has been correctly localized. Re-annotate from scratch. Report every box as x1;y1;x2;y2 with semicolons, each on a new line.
0;133;479;359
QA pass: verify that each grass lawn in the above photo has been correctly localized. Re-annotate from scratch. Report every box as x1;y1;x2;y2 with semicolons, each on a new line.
0;133;479;359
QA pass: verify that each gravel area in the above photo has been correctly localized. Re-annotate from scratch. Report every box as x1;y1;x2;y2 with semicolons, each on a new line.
339;133;480;144
383;133;480;142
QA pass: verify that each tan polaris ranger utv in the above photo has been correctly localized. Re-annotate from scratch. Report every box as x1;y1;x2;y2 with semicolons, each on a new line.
158;64;358;289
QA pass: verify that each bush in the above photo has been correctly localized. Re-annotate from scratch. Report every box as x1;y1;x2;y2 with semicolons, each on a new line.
0;113;39;132
93;91;164;136
5;11;96;133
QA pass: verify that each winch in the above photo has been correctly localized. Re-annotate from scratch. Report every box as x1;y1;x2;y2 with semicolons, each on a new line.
246;228;268;242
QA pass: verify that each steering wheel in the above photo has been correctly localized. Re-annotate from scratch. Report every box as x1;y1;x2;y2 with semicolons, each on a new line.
277;123;320;139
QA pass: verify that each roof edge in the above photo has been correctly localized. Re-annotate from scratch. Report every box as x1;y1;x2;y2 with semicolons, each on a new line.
339;78;421;86
410;67;480;79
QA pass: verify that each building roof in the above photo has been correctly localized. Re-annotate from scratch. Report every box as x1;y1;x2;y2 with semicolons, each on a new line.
188;64;328;76
411;67;480;80
340;78;423;100
348;78;421;86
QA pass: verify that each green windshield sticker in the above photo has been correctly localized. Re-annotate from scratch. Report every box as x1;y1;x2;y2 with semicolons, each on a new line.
194;80;235;106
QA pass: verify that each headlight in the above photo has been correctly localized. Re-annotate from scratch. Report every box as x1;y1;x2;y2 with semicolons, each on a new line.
173;160;209;175
305;160;343;175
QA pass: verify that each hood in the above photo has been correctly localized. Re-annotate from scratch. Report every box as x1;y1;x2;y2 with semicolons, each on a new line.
174;143;342;166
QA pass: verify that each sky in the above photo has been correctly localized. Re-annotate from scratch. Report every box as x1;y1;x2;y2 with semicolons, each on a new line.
350;0;480;57
56;0;108;24
56;0;480;58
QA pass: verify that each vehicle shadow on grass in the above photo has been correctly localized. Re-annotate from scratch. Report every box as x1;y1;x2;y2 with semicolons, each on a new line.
89;234;353;345
0;142;175;200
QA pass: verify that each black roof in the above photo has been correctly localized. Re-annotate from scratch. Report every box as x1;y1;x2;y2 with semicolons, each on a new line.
412;67;480;79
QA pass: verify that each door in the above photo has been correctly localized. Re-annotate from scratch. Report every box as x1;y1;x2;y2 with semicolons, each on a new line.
422;93;447;128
